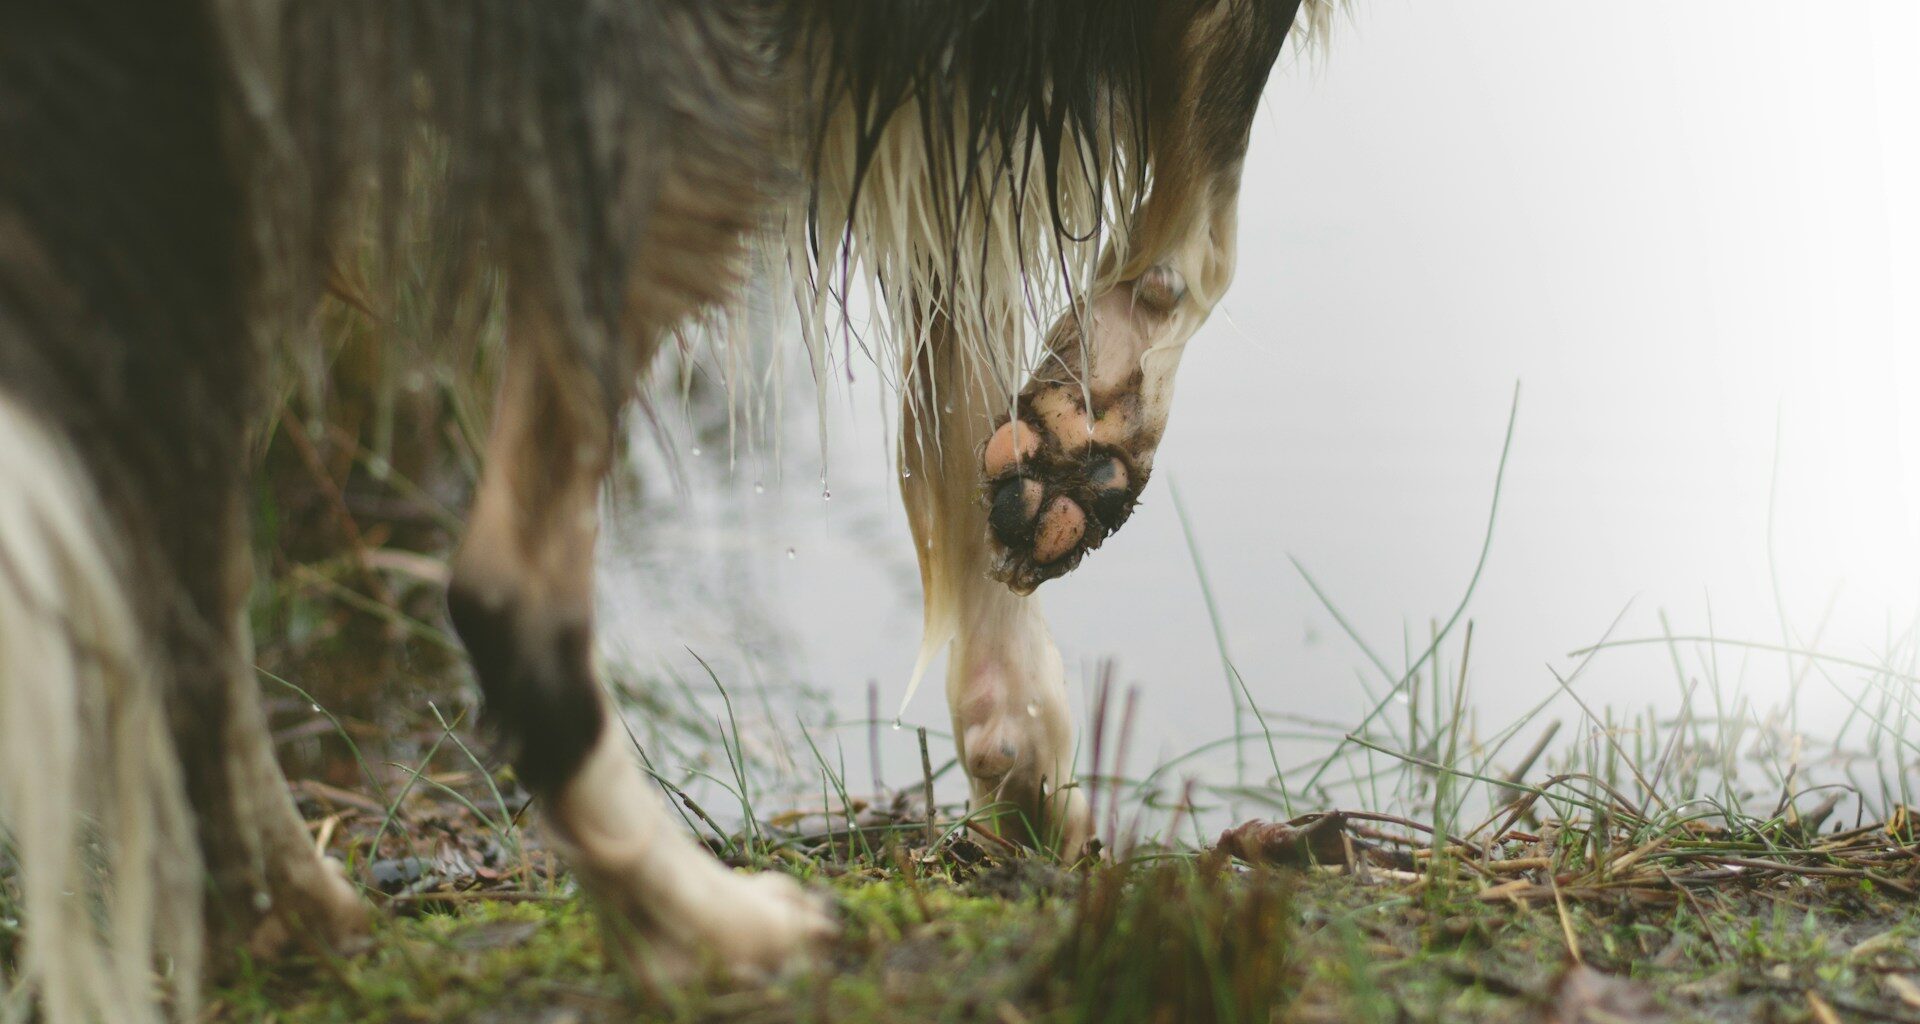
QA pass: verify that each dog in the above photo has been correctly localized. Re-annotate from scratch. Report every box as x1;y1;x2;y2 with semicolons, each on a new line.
0;0;1333;1018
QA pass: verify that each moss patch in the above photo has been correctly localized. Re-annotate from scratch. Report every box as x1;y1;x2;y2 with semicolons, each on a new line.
210;848;1920;1023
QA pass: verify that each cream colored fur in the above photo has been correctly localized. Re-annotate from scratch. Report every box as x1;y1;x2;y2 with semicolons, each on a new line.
784;2;1342;851
789;97;1133;717
0;394;201;1024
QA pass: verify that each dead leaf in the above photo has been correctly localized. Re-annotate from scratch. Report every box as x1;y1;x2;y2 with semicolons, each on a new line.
1216;813;1357;868
1849;928;1912;962
293;778;386;815
1542;964;1663;1024
1885;974;1920;1009
1805;991;1841;1024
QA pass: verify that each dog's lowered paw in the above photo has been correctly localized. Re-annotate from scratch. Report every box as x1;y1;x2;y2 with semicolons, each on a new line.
246;854;371;960
689;870;838;979
602;864;837;982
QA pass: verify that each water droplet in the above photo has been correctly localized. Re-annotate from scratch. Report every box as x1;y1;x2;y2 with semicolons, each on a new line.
309;703;321;714
1392;691;1411;705
690;446;702;457
753;481;765;494
786;547;797;559
822;489;832;501
891;718;904;731
1026;701;1040;718
901;468;912;479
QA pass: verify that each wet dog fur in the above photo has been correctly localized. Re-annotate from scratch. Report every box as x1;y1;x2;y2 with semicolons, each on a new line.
0;0;1332;1018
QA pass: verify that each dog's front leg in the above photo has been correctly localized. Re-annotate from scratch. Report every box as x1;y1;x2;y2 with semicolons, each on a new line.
447;300;832;980
981;0;1303;591
901;306;1090;856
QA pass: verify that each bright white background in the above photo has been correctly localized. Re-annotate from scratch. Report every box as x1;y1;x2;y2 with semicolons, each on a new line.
602;1;1920;788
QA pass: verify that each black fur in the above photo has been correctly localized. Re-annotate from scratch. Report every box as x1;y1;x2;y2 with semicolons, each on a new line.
446;589;606;795
789;0;1158;247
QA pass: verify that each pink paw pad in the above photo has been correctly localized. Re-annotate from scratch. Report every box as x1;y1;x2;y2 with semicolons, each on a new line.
983;420;1039;477
1031;497;1086;565
980;391;1146;593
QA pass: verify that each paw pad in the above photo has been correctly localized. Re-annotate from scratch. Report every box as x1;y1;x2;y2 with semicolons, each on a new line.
980;388;1145;592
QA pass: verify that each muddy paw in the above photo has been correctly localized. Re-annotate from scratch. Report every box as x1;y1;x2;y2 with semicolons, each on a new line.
698;871;838;979
980;384;1149;592
979;264;1193;591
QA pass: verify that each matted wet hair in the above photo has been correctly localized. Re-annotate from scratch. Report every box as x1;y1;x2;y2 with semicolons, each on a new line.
786;0;1334;431
0;1;1338;1019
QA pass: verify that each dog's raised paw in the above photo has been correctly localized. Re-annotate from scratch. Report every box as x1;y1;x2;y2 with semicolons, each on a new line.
980;382;1147;592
